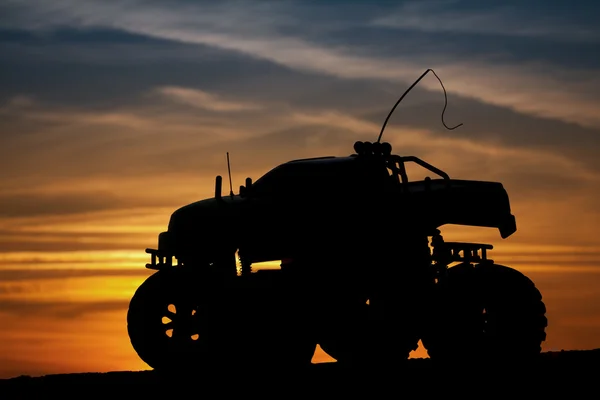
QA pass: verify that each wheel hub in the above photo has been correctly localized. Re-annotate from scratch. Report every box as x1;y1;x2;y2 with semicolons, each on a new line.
162;303;201;342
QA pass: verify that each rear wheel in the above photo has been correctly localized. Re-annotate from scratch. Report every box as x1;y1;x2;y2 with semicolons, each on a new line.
316;258;425;366
319;298;420;366
422;263;547;362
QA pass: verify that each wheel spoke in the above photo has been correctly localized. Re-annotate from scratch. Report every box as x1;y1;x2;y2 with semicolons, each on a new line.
163;300;202;341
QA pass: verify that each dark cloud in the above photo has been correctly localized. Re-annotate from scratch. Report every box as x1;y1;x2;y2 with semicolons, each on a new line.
0;6;598;188
0;0;597;240
0;299;130;318
2;81;597;180
0;284;31;295
0;240;145;253
150;124;363;176
0;191;134;218
0;268;152;281
0;229;155;253
0;27;297;109
0;236;154;254
499;170;591;199
0;1;598;122
358;93;600;170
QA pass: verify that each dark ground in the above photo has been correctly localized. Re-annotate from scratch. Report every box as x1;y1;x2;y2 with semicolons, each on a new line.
1;350;599;397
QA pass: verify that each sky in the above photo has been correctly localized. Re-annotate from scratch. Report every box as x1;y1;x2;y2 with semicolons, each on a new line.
1;0;599;378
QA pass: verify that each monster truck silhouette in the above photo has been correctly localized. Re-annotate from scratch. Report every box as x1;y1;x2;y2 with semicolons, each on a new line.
126;70;548;370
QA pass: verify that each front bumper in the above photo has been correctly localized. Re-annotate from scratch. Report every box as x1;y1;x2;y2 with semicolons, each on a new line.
145;231;176;270
499;214;517;239
145;248;176;270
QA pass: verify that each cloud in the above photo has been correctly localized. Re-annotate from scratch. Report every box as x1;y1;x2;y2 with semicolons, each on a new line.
0;231;152;253
0;268;150;281
0;0;599;256
4;87;599;178
2;90;599;217
0;187;172;252
0;191;140;218
0;299;130;318
0;96;262;189
0;192;171;253
2;0;599;130
156;86;261;112
371;1;600;42
0;204;169;253
358;92;600;174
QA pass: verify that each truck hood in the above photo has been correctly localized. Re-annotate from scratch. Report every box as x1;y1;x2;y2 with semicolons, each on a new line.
407;179;517;238
168;195;244;233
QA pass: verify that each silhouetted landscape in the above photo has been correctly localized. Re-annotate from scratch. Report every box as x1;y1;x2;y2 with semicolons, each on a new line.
2;349;598;396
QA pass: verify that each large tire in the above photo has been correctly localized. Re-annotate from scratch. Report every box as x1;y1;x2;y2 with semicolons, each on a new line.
128;267;316;371
422;262;547;362
316;268;424;366
229;269;318;369
318;297;420;366
314;247;431;367
127;269;210;370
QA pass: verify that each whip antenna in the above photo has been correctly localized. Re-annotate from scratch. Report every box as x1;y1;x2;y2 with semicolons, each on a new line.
226;152;234;197
377;68;463;143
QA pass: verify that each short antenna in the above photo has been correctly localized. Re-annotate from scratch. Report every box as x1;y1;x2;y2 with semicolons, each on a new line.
226;152;234;197
376;68;463;143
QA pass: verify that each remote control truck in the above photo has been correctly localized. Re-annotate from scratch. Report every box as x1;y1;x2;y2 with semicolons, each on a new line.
126;70;548;370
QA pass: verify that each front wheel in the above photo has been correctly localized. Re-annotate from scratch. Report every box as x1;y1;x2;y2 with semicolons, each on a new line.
422;263;548;362
127;269;212;370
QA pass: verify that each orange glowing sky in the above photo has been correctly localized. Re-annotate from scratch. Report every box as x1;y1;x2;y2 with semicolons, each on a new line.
1;0;600;379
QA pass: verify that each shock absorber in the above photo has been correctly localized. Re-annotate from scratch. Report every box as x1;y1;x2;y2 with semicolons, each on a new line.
238;252;252;276
430;230;446;261
430;229;451;283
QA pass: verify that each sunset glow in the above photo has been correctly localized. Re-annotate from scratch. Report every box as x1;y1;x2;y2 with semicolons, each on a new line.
1;0;599;378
